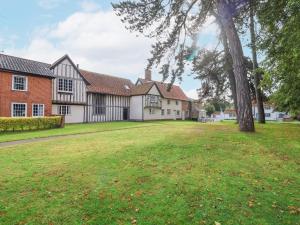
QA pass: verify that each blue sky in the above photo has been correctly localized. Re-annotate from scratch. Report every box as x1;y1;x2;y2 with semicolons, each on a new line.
0;0;225;99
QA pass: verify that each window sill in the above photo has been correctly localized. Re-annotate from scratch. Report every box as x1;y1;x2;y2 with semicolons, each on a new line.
12;89;28;92
58;91;73;94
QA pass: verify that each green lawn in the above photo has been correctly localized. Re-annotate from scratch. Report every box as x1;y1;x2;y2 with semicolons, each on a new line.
0;121;158;143
0;121;299;224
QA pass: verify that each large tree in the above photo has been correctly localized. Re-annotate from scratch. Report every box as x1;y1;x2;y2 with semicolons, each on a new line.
258;0;300;115
249;0;265;123
113;0;255;131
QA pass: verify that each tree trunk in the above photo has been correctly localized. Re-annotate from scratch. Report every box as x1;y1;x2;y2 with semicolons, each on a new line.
250;0;265;123
214;13;239;123
216;0;255;132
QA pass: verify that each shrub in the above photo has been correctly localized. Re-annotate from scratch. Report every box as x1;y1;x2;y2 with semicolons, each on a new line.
0;116;63;132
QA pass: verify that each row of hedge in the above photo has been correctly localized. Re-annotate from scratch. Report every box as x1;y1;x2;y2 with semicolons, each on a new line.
0;116;63;132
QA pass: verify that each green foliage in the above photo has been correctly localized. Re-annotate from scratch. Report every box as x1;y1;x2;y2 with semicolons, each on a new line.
258;0;300;114
0;116;62;132
204;103;215;116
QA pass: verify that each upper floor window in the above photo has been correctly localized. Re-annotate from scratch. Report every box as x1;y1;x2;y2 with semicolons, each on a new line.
58;105;71;115
167;99;171;104
176;100;179;105
12;103;27;117
32;104;44;117
58;78;73;93
12;75;27;91
150;95;159;103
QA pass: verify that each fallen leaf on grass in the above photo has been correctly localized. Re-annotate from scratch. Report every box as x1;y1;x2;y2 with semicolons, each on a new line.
215;221;221;225
288;206;300;215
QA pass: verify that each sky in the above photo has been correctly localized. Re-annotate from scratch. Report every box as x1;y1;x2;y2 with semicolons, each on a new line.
0;0;223;99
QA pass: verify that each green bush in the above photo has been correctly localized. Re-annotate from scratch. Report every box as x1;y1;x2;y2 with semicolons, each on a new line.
0;116;63;132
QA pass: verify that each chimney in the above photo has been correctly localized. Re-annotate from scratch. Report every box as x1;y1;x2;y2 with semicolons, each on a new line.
145;69;152;81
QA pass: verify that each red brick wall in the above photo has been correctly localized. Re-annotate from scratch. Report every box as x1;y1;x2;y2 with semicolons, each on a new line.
0;71;52;117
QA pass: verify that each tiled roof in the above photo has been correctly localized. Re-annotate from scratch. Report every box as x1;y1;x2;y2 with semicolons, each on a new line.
130;82;154;96
0;53;54;78
80;69;134;96
134;79;189;101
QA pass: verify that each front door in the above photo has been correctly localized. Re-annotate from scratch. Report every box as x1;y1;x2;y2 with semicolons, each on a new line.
123;108;129;120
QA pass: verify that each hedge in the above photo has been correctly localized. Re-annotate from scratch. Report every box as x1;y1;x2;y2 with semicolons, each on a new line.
0;116;63;132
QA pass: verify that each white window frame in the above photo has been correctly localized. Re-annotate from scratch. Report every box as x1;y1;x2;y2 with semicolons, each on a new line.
58;105;71;115
11;103;27;117
58;78;73;93
12;75;28;91
32;104;45;117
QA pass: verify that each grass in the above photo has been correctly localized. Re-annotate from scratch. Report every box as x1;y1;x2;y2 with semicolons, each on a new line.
0;121;299;224
0;121;158;143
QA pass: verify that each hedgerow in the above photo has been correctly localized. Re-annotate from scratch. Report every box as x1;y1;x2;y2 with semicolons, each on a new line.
0;116;63;132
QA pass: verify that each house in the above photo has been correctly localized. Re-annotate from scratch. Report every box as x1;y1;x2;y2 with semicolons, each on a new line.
252;102;287;121
0;54;54;118
0;54;189;123
130;70;189;121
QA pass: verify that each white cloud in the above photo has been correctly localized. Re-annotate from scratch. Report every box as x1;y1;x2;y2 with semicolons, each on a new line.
185;88;199;100
8;9;153;81
80;0;100;12
38;0;68;10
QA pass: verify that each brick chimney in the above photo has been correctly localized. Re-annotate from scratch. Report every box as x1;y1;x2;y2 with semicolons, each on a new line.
145;69;152;81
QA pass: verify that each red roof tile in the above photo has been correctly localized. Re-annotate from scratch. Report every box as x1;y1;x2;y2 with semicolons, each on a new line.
80;69;134;96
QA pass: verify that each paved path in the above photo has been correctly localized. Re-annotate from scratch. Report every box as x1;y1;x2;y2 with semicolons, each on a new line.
0;124;161;148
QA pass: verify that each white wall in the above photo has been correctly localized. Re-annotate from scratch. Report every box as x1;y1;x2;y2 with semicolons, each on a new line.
130;96;143;120
143;98;182;120
52;104;84;123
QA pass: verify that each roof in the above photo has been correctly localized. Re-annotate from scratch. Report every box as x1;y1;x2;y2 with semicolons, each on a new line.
130;82;155;96
0;53;54;78
80;69;134;96
134;79;189;101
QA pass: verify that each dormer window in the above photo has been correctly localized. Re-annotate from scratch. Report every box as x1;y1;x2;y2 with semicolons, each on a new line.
58;78;73;93
124;85;130;90
12;75;27;91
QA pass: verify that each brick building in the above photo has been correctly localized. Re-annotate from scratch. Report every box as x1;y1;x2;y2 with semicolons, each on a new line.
0;54;54;117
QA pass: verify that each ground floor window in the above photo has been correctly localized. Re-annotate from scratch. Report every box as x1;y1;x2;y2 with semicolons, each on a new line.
176;110;180;116
167;109;171;115
12;103;27;117
58;105;71;115
93;94;106;115
32;104;44;117
161;109;165;115
265;113;271;118
149;108;155;114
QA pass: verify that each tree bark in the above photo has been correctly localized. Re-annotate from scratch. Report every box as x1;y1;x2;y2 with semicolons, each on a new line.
214;13;239;123
216;0;255;132
250;0;265;123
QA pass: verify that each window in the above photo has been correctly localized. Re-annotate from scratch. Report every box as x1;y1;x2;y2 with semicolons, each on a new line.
150;95;159;103
149;108;155;114
58;105;71;115
167;99;171;104
12;75;27;91
176;110;180;116
161;109;165;116
12;103;27;117
58;78;73;92
278;113;285;118
32;104;44;117
167;109;171;115
176;100;179;105
93;94;106;115
265;113;271;117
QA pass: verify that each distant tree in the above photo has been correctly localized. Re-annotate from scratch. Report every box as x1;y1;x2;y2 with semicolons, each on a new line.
205;103;216;117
